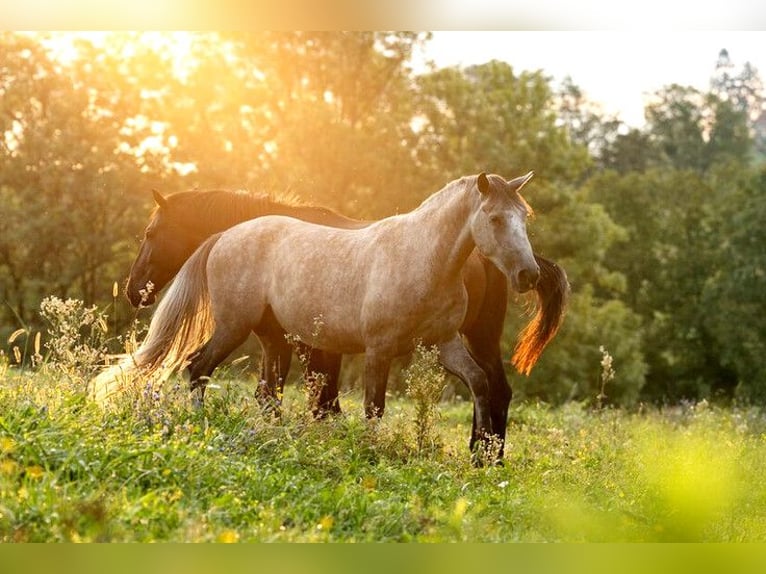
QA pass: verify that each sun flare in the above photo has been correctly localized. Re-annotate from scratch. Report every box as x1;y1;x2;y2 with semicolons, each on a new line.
37;31;200;81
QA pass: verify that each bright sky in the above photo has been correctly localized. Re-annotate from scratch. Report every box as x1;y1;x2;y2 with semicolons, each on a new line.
417;31;766;127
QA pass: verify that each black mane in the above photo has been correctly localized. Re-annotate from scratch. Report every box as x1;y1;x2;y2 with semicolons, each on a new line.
161;190;283;234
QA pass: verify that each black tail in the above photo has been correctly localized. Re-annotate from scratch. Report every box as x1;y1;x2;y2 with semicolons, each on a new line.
511;254;569;374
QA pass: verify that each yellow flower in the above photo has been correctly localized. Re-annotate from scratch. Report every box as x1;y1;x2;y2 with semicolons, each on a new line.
0;437;15;454
217;529;239;543
25;465;44;479
0;459;18;475
317;515;334;531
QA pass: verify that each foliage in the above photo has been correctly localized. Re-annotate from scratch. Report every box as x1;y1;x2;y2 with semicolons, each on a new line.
404;342;446;456
226;31;432;217
37;296;110;381
585;168;738;402
644;85;751;172
702;166;766;402
501;177;645;407
0;33;158;333
415;60;591;187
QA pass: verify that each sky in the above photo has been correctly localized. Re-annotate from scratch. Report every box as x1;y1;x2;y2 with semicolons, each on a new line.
416;31;766;127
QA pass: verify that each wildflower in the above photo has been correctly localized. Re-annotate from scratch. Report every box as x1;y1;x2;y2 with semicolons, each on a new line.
0;460;19;476
217;529;240;543
317;515;334;531
596;345;615;408
138;281;155;307
25;465;45;479
0;437;15;454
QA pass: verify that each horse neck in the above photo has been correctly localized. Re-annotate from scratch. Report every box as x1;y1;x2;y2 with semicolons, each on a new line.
409;180;478;278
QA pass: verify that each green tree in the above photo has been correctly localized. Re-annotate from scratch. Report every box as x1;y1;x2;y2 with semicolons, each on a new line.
702;166;766;401
600;128;662;174
645;85;709;172
645;84;751;173
0;33;159;332
710;49;764;126
586;168;740;402
556;77;624;174
415;61;591;188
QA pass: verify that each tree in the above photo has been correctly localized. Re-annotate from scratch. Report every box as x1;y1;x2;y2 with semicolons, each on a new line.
506;180;646;406
556;76;623;174
0;33;163;332
220;31;431;217
710;48;765;125
586;168;741;402
599;128;662;174
702;166;766;401
645;84;751;173
415;61;591;189
645;85;710;172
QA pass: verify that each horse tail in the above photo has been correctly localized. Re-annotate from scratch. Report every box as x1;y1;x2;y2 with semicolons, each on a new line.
511;255;569;375
89;233;223;406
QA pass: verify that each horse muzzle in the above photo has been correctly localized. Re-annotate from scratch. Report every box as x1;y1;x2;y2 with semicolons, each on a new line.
513;264;540;293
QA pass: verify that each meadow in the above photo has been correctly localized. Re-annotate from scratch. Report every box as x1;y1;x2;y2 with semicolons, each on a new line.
3;337;766;543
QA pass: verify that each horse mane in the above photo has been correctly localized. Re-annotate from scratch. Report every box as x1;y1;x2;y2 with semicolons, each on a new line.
156;188;367;234
157;189;300;231
511;255;570;375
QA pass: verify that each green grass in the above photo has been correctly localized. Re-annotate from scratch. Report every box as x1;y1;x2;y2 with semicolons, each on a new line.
2;363;766;542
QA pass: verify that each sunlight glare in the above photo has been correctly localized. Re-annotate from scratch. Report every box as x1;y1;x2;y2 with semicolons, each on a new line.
39;31;200;83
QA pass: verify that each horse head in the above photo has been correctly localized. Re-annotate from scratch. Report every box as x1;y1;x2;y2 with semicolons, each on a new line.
471;172;540;293
125;190;202;307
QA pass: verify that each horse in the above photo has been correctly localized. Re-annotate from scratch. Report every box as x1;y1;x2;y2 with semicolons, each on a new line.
124;189;370;417
102;173;568;458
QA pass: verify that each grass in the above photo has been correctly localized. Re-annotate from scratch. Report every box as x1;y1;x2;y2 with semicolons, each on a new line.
3;357;766;542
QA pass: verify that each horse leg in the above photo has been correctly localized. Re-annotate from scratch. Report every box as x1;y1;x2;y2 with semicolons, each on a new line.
363;350;392;419
437;334;494;463
463;256;511;460
307;349;343;418
464;343;511;460
186;324;251;408
463;325;512;461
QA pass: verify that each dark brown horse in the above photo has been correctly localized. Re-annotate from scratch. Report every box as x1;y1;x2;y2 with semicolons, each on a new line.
123;188;568;456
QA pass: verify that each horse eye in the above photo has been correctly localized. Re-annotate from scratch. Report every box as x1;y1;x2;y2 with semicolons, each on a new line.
489;215;503;226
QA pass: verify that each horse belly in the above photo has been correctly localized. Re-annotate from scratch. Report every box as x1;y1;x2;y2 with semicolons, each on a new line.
361;278;468;356
267;231;369;355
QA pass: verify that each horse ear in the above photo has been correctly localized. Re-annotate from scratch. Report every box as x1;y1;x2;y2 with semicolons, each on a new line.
152;189;168;209
507;171;534;192
477;172;490;194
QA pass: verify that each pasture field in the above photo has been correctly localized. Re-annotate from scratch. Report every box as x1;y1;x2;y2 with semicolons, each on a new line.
2;356;766;543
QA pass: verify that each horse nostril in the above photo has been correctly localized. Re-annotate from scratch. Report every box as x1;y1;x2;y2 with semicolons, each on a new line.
518;266;540;291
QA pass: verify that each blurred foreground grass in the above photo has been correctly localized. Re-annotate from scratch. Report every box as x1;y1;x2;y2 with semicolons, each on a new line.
2;365;766;542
